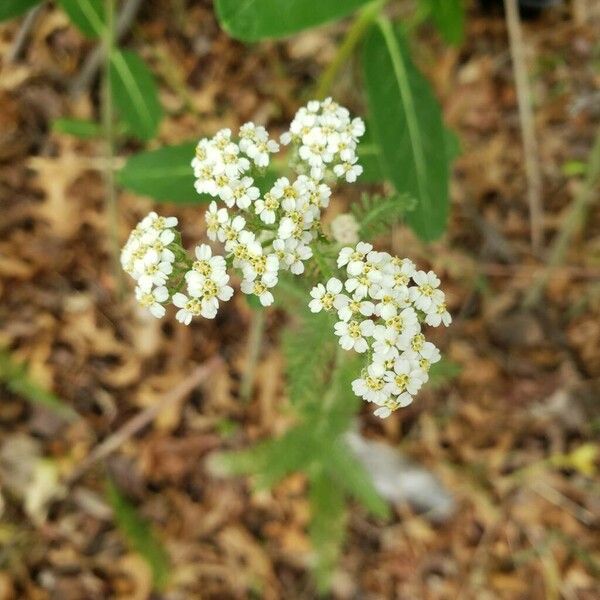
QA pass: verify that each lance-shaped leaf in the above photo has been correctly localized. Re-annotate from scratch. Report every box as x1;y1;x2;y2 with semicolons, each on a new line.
118;142;200;203
363;18;449;241
428;0;464;46
110;50;162;142
0;0;41;21
59;0;105;38
105;479;170;590
215;0;371;41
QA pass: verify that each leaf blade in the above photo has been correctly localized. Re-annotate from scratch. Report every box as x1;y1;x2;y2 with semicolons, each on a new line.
0;0;41;22
363;18;449;241
428;0;464;46
215;0;371;41
58;0;105;38
117;142;203;203
110;50;162;141
105;479;170;591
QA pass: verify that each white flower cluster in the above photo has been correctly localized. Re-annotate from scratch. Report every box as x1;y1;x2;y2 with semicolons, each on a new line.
122;99;367;325
120;212;179;318
309;242;451;419
281;97;365;183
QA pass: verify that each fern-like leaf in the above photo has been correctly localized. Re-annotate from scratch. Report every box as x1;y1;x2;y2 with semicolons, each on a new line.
309;466;347;593
351;192;416;240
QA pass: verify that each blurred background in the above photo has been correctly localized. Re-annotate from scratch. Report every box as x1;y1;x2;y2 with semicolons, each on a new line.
0;0;599;598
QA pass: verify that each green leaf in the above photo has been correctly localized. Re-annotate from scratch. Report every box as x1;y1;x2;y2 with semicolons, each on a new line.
215;0;372;41
58;0;105;38
0;0;41;22
309;467;347;593
428;358;461;388
118;143;199;203
326;442;390;518
351;192;416;240
110;50;162;141
0;349;77;420
216;423;321;489
363;18;449;241
52;117;103;139
357;126;385;183
427;0;464;46
105;479;170;591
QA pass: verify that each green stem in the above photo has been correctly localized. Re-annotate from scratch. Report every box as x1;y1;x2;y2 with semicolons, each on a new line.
523;127;600;308
239;308;266;403
102;0;123;295
314;0;387;100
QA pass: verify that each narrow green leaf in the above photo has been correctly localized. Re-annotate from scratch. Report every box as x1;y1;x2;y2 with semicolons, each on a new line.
363;19;449;241
52;117;103;139
0;349;77;420
428;0;464;46
215;0;371;41
309;467;347;593
428;358;462;388
351;192;416;240
58;0;105;38
216;423;321;489
326;442;390;518
105;479;170;590
110;50;162;141
0;0;41;21
117;142;200;203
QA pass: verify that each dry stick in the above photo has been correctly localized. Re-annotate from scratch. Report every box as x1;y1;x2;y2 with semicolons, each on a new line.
523;127;600;308
504;0;544;255
6;4;43;64
67;357;221;484
70;0;144;98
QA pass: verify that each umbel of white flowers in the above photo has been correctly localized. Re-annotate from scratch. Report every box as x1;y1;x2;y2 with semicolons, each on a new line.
120;99;451;418
309;243;451;418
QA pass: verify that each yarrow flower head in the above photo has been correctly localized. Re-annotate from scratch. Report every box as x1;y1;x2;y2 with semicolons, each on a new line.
309;244;451;419
120;99;450;419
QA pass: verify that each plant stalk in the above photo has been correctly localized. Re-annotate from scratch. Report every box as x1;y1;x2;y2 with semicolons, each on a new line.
315;0;387;100
102;0;123;295
239;309;266;402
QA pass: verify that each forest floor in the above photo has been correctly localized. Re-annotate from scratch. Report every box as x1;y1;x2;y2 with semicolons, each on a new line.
0;1;599;598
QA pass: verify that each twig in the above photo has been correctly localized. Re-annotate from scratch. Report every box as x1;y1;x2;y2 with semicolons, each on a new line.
523;127;600;308
239;309;266;402
314;0;387;100
6;4;43;64
67;357;221;483
504;0;544;255
69;0;144;98
102;0;123;295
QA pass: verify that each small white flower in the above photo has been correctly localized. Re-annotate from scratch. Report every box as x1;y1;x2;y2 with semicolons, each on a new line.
384;358;426;396
221;176;259;210
254;191;280;225
410;270;441;312
373;393;413;418
352;363;387;404
172;292;202;325
205;201;228;241
334;294;375;322
135;285;168;319
371;325;400;361
308;278;343;313
218;215;246;250
333;159;363;183
330;213;360;245
425;298;452;327
333;318;375;353
337;242;373;270
241;278;275;306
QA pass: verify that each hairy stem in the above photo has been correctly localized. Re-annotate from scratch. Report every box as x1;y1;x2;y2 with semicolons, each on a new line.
315;0;387;100
240;308;266;402
523;127;600;308
102;0;123;295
